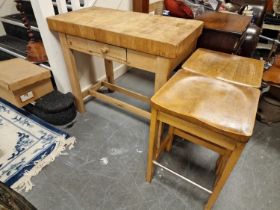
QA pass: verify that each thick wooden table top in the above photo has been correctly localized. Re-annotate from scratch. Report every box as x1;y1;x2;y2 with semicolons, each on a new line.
152;70;260;140
196;12;251;35
47;7;203;58
0;58;51;91
182;48;264;88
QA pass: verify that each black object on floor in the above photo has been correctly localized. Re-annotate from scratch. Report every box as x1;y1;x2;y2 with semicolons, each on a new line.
24;91;77;126
0;181;36;210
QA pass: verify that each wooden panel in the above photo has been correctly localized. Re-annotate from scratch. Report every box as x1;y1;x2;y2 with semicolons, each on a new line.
127;49;158;72
152;70;260;140
67;35;127;62
157;111;236;149
0;79;53;108
47;7;203;58
133;0;149;13
14;80;53;107
0;58;51;91
127;39;196;74
182;48;264;88
173;128;227;155
196;12;251;35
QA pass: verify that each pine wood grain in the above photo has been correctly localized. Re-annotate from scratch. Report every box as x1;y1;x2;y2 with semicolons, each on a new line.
182;48;264;88
195;12;251;35
0;58;51;91
47;7;203;58
151;70;260;140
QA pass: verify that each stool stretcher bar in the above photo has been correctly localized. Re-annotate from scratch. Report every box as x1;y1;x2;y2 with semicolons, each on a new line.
153;161;213;194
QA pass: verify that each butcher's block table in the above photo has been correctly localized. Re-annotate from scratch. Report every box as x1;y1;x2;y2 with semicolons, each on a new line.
47;7;203;119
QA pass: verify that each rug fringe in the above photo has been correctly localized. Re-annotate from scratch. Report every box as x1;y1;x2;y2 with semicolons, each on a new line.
11;136;76;192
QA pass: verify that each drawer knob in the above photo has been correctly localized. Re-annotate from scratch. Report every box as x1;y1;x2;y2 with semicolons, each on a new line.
101;47;109;54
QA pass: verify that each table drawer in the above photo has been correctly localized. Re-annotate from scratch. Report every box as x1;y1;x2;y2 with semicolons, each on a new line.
67;35;127;62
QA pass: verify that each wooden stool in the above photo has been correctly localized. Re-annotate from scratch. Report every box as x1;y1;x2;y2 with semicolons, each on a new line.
146;70;260;210
182;48;264;88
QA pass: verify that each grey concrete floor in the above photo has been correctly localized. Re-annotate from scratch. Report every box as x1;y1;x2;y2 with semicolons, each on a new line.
23;69;280;210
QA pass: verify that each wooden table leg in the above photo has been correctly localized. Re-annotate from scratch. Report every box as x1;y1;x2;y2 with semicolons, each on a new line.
205;143;245;210
104;59;114;84
154;58;173;92
58;33;85;113
154;71;170;92
104;59;115;92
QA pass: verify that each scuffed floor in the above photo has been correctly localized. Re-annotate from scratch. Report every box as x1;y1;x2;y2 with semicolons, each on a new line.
23;69;280;210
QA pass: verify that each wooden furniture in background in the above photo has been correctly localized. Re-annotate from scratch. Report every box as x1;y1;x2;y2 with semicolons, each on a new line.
47;7;203;118
15;0;48;63
196;12;252;55
146;70;261;210
0;59;53;107
263;64;280;83
0;181;36;210
133;0;149;13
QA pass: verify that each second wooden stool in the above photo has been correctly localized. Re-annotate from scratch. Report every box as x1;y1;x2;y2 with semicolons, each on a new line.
146;70;260;210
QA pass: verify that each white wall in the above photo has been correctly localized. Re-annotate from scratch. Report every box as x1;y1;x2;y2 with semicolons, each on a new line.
95;0;132;10
0;0;17;36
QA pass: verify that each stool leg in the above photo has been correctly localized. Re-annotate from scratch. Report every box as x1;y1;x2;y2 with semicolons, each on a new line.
205;143;245;210
215;154;230;186
215;155;223;175
146;108;160;182
157;122;163;150
166;126;175;152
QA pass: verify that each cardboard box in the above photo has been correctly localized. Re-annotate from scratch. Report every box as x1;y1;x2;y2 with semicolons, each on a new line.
0;58;53;107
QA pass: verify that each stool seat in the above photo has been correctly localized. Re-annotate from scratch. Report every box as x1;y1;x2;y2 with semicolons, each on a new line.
182;48;264;88
151;70;260;141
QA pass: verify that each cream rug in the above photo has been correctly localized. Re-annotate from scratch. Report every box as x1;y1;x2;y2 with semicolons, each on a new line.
0;98;75;192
